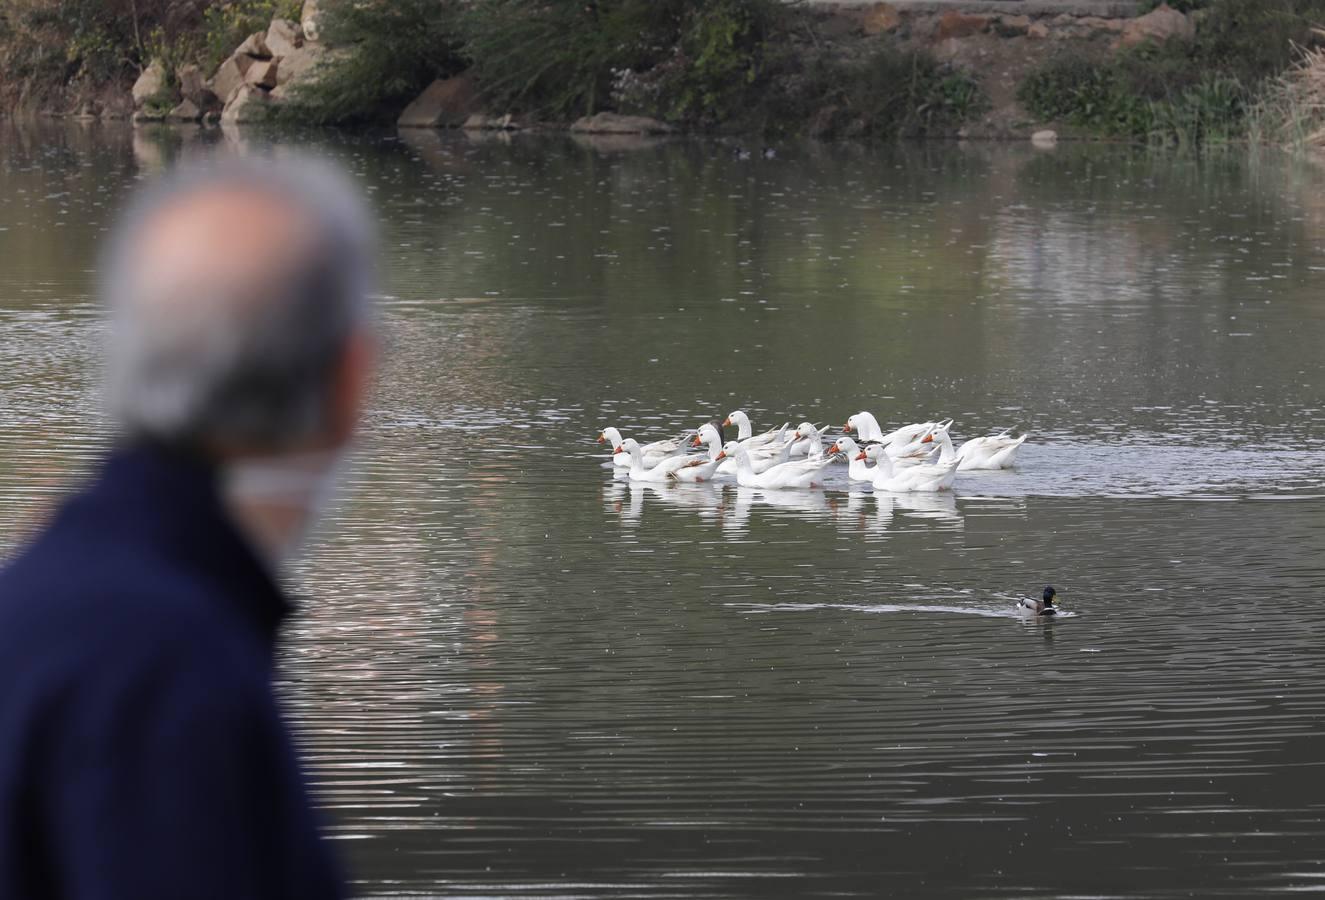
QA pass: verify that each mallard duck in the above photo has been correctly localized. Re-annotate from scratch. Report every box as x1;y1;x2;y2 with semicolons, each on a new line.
1018;586;1059;616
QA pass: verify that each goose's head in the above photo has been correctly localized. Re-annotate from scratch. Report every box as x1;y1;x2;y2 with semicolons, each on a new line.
714;440;746;461
615;438;642;459
794;422;818;440
827;435;859;457
919;422;949;444
723;410;749;430
844;411;877;434
598;426;624;449
693;422;722;447
864;444;887;463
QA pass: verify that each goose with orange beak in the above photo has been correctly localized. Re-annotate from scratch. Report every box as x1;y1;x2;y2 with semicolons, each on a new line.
826;436;876;482
599;426;685;469
929;425;1028;470
861;443;959;493
716;441;834;490
789;422;827;459
616;438;700;483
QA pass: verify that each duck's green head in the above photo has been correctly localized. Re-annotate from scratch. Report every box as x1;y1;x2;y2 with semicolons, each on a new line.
1043;585;1057;605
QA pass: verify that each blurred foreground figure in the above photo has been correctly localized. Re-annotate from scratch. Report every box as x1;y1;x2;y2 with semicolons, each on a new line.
0;157;377;898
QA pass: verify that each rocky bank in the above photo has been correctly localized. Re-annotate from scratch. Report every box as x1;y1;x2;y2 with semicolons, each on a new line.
12;1;1201;142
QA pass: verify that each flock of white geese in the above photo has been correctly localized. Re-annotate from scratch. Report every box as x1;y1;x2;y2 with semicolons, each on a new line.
598;410;1027;492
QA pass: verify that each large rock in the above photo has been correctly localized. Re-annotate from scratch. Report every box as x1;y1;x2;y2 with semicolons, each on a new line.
398;75;476;128
246;59;279;89
862;3;901;35
1118;4;1194;48
221;85;269;124
266;19;303;58
570;112;674;135
301;0;322;42
177;64;208;106
131;60;169;108
274;41;327;86
207;56;252;106
236;31;271;59
166;99;202;122
994;14;1032;37
935;12;989;41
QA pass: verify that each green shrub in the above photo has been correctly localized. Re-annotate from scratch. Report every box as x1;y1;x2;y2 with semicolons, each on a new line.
1018;57;1154;136
277;0;465;125
659;0;786;126
460;0;711;119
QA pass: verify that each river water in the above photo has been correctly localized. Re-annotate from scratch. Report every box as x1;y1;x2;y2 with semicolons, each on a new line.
2;122;1324;897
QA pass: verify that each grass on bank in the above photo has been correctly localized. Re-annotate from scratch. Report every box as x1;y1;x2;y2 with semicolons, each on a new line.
1019;0;1325;145
277;0;982;136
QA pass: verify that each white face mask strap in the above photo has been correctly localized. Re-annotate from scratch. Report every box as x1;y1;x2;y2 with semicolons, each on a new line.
221;449;349;564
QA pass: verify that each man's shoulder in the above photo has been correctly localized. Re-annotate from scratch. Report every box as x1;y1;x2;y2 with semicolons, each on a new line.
0;499;266;697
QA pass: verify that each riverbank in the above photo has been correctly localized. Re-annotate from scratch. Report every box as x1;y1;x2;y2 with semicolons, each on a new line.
2;1;1323;147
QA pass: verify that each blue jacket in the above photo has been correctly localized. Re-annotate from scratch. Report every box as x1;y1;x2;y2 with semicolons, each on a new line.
0;445;342;899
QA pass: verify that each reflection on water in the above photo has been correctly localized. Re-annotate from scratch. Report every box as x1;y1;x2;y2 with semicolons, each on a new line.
4;122;1325;898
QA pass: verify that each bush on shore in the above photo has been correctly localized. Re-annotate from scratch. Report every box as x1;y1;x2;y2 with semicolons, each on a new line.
276;0;465;125
282;0;982;137
1019;0;1325;145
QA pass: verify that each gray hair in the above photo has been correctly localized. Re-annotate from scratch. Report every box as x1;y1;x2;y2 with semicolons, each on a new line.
102;155;376;453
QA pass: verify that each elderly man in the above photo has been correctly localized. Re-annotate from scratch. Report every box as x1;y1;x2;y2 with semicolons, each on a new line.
0;158;376;897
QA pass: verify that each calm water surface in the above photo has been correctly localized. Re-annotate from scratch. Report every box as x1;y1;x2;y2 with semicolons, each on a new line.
2;122;1325;898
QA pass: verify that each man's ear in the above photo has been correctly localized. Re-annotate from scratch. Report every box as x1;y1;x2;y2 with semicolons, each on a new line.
326;327;376;448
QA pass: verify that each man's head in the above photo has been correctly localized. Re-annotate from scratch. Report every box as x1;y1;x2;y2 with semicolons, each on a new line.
102;156;376;458
102;156;378;563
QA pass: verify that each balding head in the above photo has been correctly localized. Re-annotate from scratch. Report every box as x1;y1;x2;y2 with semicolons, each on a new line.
103;156;376;456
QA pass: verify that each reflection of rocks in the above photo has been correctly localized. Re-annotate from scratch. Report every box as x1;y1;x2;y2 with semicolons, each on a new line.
570;112;674;135
463;113;524;131
570;132;671;154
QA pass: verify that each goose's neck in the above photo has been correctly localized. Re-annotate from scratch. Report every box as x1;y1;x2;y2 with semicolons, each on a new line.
848;454;871;479
872;454;895;481
858;414;883;442
704;435;722;461
736;419;753;440
936;432;955;464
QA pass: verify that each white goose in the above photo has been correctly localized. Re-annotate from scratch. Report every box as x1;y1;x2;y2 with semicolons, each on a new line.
616;438;695;483
861;443;959;493
789;422;826;459
716;441;833;490
697;421;792;476
724;410;786;450
825;436;876;482
927;426;1027;471
599;426;684;469
844;412;945;457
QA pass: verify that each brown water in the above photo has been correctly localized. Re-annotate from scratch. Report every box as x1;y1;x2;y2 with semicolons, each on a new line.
3;122;1325;898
